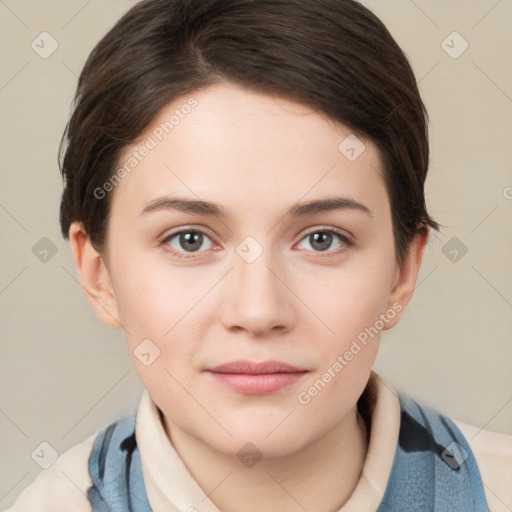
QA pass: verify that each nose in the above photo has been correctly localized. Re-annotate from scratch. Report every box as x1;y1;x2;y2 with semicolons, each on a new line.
220;246;295;337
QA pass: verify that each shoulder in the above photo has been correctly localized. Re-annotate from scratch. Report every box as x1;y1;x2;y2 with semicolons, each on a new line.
396;393;512;511
453;418;512;512
382;393;489;511
3;431;98;512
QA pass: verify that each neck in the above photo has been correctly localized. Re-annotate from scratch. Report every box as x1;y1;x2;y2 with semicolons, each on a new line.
164;405;368;512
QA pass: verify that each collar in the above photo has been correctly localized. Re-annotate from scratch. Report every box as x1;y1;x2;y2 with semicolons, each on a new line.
135;371;401;512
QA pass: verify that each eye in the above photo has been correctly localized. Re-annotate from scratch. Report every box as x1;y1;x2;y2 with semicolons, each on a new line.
161;228;214;258
161;226;352;259
297;228;352;254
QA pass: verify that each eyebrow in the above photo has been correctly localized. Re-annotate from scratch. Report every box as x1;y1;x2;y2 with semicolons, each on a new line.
140;195;372;218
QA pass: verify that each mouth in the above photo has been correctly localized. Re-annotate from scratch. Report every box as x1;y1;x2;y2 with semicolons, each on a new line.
205;360;309;395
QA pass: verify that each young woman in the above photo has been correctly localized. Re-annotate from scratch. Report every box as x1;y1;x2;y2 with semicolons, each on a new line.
6;0;510;510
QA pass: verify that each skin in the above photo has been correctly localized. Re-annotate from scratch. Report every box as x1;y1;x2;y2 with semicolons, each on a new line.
70;81;428;511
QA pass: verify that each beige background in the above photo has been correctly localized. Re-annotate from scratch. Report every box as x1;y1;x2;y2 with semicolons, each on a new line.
1;0;511;508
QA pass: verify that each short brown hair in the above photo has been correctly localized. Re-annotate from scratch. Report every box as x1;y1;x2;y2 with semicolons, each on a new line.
59;0;439;266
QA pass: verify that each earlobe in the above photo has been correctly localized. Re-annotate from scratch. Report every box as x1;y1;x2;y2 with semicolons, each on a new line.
383;228;429;330
68;222;122;328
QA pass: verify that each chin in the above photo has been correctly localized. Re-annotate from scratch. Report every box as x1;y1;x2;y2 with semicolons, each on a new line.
199;420;315;460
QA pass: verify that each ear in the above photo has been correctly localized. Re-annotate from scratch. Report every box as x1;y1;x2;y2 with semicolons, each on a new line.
68;222;122;328
383;228;429;330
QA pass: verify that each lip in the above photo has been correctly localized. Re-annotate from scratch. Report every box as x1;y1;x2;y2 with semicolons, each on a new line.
205;360;308;395
208;360;304;374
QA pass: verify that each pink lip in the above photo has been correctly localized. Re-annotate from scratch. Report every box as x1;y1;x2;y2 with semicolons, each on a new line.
206;360;308;394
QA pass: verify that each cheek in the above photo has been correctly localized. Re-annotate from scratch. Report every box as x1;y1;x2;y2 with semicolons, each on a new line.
307;260;396;342
307;281;385;384
109;257;203;394
112;275;167;336
293;270;389;422
107;246;180;341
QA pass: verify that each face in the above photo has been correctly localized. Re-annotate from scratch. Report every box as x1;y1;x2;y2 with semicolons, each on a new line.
89;81;413;457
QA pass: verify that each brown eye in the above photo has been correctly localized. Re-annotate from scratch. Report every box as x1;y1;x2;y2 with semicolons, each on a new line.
298;229;352;254
308;232;333;252
178;231;204;252
162;229;214;257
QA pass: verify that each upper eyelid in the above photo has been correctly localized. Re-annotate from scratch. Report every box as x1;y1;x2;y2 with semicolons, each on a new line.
162;225;350;238
163;226;209;236
301;225;351;238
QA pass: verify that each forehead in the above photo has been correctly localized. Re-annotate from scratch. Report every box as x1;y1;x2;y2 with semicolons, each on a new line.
109;81;389;223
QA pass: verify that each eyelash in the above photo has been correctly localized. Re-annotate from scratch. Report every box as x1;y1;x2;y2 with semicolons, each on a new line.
160;226;353;260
